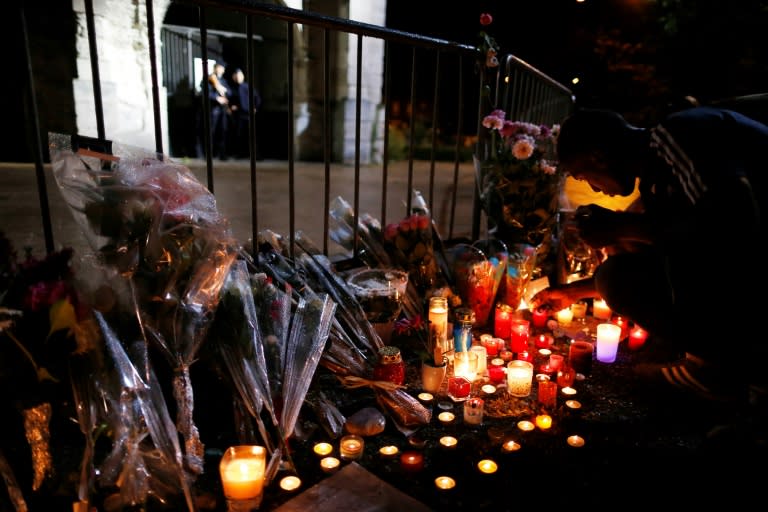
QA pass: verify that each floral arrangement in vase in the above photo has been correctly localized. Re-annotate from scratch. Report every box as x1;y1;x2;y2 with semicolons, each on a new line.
474;12;565;275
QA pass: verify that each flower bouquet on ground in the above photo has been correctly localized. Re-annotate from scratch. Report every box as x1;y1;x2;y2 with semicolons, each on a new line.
48;132;239;507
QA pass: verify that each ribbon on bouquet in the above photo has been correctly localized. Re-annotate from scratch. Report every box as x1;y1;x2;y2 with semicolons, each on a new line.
337;375;404;392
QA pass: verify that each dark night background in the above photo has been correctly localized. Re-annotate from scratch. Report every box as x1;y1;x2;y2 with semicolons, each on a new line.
384;0;768;125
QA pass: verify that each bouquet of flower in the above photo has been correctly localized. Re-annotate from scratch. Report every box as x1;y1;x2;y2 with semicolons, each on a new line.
474;13;565;272
49;133;238;497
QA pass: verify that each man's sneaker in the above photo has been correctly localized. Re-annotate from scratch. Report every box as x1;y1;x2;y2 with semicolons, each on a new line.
633;353;748;404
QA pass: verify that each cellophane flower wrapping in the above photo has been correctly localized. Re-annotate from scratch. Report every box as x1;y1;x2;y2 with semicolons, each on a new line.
48;133;238;500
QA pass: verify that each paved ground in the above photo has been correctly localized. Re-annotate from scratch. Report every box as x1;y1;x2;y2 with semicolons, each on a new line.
0;157;635;263
1;158;480;261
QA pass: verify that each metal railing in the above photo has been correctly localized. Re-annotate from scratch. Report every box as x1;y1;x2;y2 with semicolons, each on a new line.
17;0;573;262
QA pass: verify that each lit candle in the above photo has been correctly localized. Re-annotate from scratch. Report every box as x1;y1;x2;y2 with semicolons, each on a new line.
628;325;649;350
592;298;612;320
313;442;333;457
535;414;553;430
561;386;578;396
509;319;530;353
447;376;471;401
463;397;484;426
506;360;534;397
480;334;499;357
488;365;506;384
279;475;301;491
532;307;549;328
477;459;498;474
470;345;488;375
556;365;576;388
417;392;435;406
435;476;456;490
548;353;564;372
438;411;456;425
565;399;582;410
339;434;364;461
400;451;425;473
502;439;522;453
320;456;340;474
429;296;449;361
538;348;552;357
481;383;497;395
556;307;574;327
220;445;267;504
537;380;557;409
490;357;505;368
571;301;588;320
453;351;478;381
499;349;514;362
534;333;553;349
567;435;585;448
596;323;622;363
516;350;534;363
439;436;458;450
494;303;514;339
517;420;535;431
379;445;399;458
611;315;630;340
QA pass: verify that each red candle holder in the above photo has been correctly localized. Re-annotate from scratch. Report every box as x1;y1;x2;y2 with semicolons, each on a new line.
532;307;549;328
494;303;514;340
516;350;534;363
488;365;506;384
447;376;472;401
400;451;425;473
628;325;649;350
509;319;530;353
534;333;553;349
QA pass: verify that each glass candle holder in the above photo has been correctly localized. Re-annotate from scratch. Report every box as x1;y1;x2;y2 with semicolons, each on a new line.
428;296;450;358
453;351;478;382
596;323;622;363
463;397;485;426
506;360;534;397
509;319;530;353
592;298;612;320
219;445;267;512
568;340;594;375
339;434;364;461
400;451;425;473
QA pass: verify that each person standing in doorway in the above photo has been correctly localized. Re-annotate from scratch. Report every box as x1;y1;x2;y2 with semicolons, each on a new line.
228;67;262;160
196;61;231;160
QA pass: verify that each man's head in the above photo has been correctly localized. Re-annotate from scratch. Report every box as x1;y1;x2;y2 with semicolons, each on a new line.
232;68;245;84
213;62;226;76
557;108;640;197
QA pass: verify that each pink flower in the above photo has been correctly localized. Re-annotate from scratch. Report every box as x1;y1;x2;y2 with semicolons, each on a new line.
511;138;535;160
480;13;493;26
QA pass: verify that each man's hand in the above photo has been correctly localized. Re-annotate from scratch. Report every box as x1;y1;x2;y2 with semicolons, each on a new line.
529;288;577;312
575;204;621;249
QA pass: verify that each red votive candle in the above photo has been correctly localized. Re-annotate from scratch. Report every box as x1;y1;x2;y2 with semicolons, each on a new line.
509;319;530;353
482;336;500;357
532;307;549;328
499;350;514;362
489;365;506;384
534;333;553;349
611;315;630;341
447;376;471;400
494;304;514;340
400;451;425;473
516;350;534;363
628;325;649;350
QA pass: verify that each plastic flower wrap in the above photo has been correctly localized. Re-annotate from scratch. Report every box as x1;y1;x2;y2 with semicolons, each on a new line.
49;133;238;477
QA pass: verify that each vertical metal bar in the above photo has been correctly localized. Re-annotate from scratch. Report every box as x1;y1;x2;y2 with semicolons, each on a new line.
380;41;392;228
287;22;296;260
449;54;464;240
83;0;105;139
246;14;258;254
19;3;54;254
145;0;163;156
428;51;440;214
198;7;214;192
352;33;363;258
322;28;331;256
406;48;417;217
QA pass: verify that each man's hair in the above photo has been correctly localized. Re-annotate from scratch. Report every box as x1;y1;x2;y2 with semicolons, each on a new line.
557;108;630;164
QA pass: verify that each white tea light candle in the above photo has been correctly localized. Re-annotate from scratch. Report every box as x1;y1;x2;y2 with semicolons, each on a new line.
279;475;301;491
596;323;622;363
320;456;340;474
339;434;364;461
